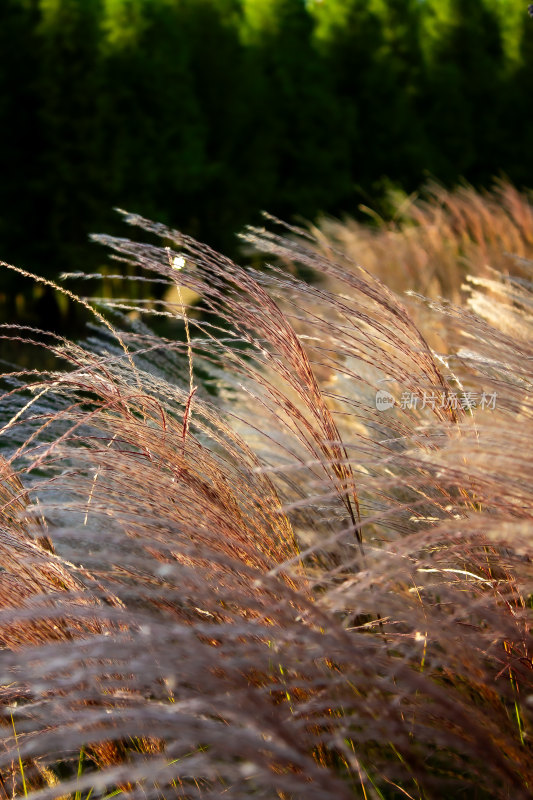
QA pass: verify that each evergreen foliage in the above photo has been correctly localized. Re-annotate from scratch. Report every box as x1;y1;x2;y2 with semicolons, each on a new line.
0;0;532;316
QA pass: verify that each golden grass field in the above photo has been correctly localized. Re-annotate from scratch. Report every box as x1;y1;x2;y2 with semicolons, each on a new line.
0;182;532;799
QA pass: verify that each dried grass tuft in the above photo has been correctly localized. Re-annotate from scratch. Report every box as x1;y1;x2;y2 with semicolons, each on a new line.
0;197;532;798
318;180;533;302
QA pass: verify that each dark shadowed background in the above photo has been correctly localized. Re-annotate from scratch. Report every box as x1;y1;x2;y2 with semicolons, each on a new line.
0;0;532;327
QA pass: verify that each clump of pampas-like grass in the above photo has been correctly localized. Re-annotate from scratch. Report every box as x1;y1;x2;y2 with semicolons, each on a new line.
0;205;531;799
317;180;533;302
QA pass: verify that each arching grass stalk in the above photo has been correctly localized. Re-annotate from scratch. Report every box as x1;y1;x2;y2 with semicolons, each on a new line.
10;713;28;798
0;205;532;798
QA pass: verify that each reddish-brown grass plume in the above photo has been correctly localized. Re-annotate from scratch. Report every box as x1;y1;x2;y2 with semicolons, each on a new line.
0;194;532;798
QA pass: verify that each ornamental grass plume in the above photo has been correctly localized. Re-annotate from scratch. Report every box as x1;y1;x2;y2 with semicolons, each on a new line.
317;180;533;303
0;205;531;799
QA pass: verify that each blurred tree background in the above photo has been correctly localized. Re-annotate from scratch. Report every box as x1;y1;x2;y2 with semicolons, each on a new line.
0;0;531;326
